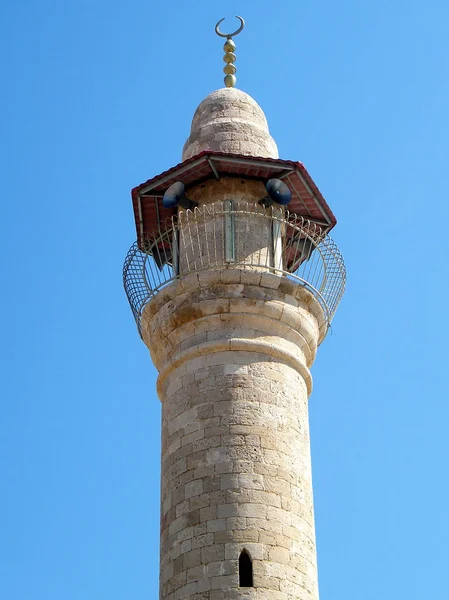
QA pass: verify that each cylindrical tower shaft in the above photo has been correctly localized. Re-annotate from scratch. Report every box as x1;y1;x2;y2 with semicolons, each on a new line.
141;258;325;599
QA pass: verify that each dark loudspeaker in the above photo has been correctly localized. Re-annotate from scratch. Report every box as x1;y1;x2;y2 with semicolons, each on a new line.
259;178;292;207
162;182;198;210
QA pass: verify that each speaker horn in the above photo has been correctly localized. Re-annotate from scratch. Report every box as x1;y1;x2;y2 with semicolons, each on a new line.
259;178;292;207
162;181;198;210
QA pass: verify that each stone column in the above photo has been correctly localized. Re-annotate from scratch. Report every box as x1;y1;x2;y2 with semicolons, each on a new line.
141;266;326;600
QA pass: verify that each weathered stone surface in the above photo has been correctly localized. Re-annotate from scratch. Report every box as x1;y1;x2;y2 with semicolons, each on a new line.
142;267;323;599
182;88;278;161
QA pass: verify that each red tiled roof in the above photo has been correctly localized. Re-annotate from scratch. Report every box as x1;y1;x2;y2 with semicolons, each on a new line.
131;151;336;244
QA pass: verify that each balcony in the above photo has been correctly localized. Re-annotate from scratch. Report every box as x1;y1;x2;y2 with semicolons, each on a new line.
123;201;346;335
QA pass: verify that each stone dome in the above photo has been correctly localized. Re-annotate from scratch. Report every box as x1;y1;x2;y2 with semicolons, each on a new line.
182;87;279;161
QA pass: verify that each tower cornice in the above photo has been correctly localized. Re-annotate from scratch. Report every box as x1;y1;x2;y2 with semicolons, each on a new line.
140;269;326;401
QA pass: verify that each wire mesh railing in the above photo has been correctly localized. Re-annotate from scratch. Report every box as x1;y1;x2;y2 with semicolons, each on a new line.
123;201;346;334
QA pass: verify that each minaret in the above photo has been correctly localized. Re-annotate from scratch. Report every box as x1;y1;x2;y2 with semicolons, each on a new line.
123;17;345;600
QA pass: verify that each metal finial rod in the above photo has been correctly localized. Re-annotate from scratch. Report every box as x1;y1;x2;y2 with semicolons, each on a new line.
215;16;245;88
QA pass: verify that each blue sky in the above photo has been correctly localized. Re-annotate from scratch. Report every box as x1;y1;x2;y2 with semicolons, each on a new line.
1;0;447;598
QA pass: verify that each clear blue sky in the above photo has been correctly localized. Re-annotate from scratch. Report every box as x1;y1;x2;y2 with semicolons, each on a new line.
1;0;447;598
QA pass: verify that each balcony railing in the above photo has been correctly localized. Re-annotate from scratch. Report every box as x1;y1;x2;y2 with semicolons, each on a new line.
123;201;346;335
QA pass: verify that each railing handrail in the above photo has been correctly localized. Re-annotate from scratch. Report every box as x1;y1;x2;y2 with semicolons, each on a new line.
123;201;346;336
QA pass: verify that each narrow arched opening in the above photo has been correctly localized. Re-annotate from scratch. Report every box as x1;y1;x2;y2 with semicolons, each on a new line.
239;549;253;587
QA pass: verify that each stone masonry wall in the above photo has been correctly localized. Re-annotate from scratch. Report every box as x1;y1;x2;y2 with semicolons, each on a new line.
158;355;317;600
141;268;326;600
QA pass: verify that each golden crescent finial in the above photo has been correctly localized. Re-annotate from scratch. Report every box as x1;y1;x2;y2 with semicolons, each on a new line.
215;16;245;88
215;16;245;39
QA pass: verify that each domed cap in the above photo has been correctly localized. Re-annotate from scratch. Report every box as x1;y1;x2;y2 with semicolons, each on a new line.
182;87;279;161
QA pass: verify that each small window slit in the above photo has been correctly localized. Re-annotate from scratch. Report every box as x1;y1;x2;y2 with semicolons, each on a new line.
239;549;253;587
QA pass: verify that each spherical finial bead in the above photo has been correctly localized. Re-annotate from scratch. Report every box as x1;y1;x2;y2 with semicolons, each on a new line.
223;52;236;64
223;39;236;52
223;63;237;75
224;74;237;88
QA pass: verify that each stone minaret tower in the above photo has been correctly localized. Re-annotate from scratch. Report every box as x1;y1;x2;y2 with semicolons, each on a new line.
123;18;345;600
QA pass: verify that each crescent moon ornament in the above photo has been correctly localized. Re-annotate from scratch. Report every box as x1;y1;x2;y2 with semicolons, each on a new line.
215;16;245;38
214;16;245;88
